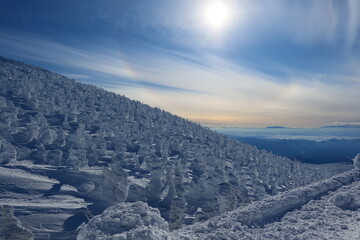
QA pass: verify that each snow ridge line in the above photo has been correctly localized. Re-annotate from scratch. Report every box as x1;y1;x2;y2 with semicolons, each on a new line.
230;168;360;227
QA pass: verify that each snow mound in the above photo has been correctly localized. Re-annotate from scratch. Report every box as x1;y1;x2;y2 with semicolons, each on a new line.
332;192;360;210
77;202;170;240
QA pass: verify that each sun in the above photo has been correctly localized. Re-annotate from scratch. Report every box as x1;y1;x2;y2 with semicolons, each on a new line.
205;1;230;30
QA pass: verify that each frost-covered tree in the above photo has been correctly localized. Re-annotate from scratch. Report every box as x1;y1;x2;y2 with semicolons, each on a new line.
353;153;360;169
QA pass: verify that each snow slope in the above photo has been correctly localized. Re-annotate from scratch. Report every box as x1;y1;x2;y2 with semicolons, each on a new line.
0;56;354;238
78;168;360;239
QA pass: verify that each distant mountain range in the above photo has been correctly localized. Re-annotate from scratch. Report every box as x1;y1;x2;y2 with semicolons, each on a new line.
322;125;360;128
220;125;360;129
233;137;360;164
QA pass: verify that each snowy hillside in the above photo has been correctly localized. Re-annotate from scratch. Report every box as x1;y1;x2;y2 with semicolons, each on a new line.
78;168;360;240
0;57;352;239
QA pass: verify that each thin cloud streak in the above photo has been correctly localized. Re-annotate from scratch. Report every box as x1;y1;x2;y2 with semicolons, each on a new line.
346;0;360;48
233;1;360;49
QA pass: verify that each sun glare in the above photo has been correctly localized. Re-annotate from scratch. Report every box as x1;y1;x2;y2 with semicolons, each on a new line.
205;1;230;30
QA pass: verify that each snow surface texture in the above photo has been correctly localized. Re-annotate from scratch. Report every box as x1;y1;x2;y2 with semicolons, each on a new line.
78;169;360;240
0;165;90;239
77;202;170;240
0;56;353;238
0;205;34;240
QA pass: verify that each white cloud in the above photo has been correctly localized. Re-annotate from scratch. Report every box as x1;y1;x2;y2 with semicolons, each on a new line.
346;0;360;48
238;0;359;49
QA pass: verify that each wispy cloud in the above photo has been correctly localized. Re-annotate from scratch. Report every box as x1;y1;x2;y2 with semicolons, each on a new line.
63;73;90;79
346;0;360;48
233;0;360;49
0;30;359;127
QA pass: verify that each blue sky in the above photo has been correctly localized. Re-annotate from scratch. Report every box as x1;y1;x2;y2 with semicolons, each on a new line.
1;0;360;127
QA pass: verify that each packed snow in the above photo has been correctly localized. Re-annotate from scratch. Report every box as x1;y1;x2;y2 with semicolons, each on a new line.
77;202;170;240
